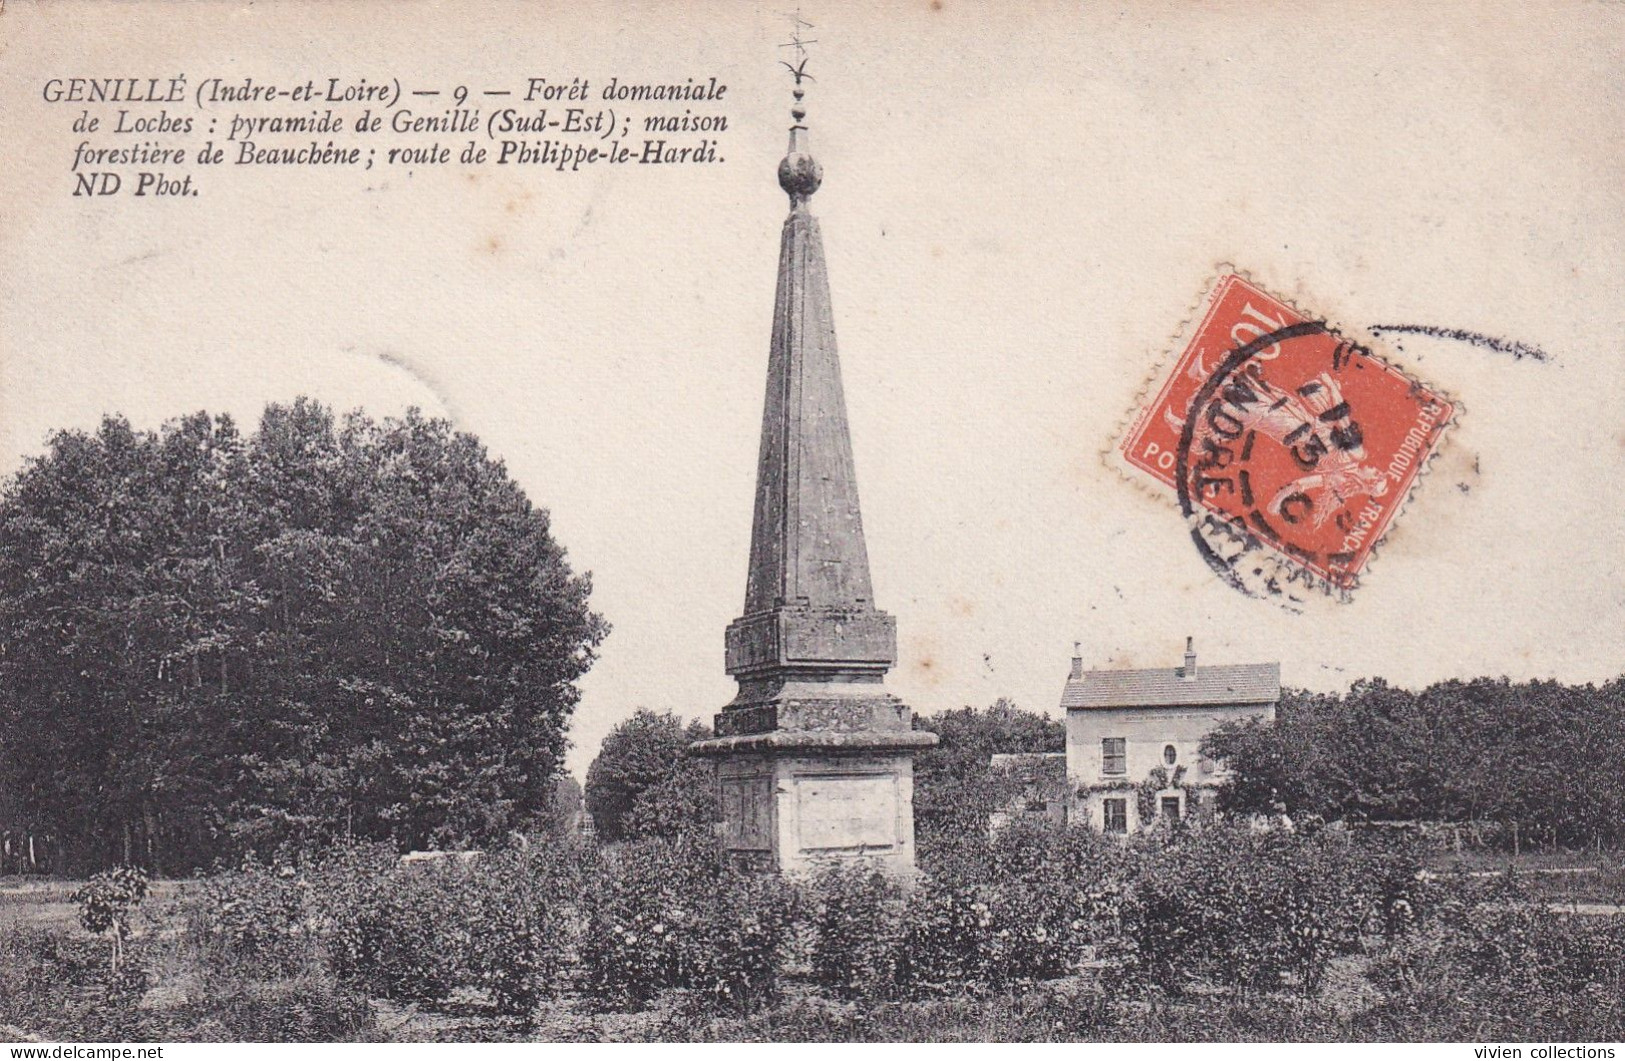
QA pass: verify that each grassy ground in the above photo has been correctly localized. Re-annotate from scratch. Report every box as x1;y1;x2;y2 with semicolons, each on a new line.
0;879;185;935
0;880;81;935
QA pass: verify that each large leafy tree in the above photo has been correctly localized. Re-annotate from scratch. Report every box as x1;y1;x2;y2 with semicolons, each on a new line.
583;709;715;843
0;399;607;873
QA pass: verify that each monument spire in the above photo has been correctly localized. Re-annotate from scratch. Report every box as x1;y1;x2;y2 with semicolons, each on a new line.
690;33;934;877
723;27;895;693
743;41;875;622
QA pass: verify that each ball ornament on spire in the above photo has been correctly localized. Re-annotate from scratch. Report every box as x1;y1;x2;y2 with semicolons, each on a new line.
778;148;822;201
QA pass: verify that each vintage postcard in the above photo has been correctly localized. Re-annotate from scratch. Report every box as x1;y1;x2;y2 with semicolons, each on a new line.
1;0;1622;1050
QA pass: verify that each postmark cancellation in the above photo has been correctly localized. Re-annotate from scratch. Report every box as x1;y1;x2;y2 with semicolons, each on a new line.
1119;272;1457;605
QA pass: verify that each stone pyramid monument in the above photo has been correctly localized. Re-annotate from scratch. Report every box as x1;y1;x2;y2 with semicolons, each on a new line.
689;63;935;876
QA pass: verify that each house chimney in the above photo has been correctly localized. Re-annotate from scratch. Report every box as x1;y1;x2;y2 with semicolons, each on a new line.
1182;636;1197;680
1069;641;1084;680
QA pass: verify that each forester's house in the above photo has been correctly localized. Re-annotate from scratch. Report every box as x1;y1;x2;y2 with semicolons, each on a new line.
1063;639;1278;834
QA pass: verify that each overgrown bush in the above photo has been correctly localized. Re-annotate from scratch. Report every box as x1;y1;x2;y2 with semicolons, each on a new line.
301;842;457;1002
460;843;585;1015
181;836;585;1018
183;853;312;978
1118;822;1416;996
20;817;1625;1042
1365;875;1625;1041
892;874;993;990
900;818;1131;994
580;835;798;1012
708;867;803;1011
809;861;902;998
983;820;1130;986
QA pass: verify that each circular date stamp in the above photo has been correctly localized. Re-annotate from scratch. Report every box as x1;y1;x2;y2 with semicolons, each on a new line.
1120;273;1456;605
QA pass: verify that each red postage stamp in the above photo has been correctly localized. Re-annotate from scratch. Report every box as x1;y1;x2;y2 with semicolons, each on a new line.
1121;273;1455;598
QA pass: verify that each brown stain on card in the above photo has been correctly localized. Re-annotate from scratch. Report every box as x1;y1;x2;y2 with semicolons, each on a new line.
905;634;945;687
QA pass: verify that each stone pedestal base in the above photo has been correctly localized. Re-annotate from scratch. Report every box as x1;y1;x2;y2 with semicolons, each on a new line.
690;728;935;877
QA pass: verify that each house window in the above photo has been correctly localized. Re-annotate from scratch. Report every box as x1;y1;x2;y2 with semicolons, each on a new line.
1101;737;1126;776
1163;744;1178;766
1103;798;1128;834
1161;795;1182;821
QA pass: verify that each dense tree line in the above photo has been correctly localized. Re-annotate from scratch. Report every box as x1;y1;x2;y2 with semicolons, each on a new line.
585;679;1625;856
1203;677;1625;849
582;700;1064;846
0;400;606;874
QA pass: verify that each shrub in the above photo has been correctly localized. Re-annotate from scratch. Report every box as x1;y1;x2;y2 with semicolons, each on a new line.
580;835;797;1013
182;836;586;1018
305;842;460;1003
460;842;584;1016
73;865;149;975
183;853;313;978
1117;822;1412;996
900;818;1131;994
580;837;709;1007
892;875;992;991
809;861;902;998
707;867;801;1012
984;820;1129;986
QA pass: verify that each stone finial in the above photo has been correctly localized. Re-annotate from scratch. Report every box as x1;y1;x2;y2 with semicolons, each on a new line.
779;89;821;206
778;144;822;204
778;24;820;209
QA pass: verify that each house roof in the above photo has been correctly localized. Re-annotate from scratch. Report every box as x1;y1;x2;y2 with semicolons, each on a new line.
1061;662;1280;711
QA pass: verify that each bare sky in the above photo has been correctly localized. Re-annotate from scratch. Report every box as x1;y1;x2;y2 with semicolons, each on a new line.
4;1;1622;776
